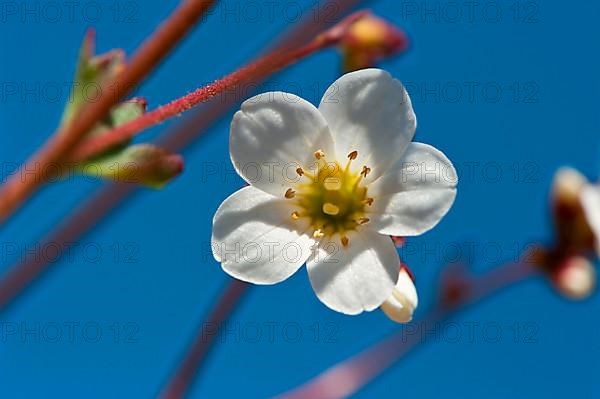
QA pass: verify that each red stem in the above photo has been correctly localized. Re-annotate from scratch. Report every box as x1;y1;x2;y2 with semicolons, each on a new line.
0;0;215;224
70;38;336;162
71;9;370;161
276;261;538;399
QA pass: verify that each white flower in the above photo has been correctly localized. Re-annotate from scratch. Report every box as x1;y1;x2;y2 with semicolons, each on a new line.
381;267;418;323
212;68;457;315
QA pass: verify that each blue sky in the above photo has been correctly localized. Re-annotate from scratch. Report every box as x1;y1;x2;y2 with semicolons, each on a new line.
1;0;599;397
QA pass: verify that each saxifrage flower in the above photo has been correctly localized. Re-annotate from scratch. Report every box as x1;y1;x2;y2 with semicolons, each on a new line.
212;68;457;315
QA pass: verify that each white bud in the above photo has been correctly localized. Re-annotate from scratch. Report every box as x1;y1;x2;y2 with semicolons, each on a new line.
381;268;418;323
555;256;596;300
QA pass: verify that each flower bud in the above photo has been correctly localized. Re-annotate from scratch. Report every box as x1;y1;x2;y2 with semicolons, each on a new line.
339;13;409;72
553;255;596;300
381;266;418;323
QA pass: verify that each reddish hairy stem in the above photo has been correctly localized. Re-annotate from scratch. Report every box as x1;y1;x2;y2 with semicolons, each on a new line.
158;0;365;154
0;0;215;224
71;10;369;161
276;261;538;399
70;37;337;162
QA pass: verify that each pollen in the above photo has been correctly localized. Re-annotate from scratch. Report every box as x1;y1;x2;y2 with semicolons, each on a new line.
347;150;358;160
313;229;325;238
291;211;300;220
363;197;374;206
360;166;372;178
314;149;326;160
285;188;296;199
296;167;304;176
341;236;349;247
358;217;370;225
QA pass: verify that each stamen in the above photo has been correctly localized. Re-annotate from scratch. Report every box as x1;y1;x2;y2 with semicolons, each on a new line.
341;236;349;247
314;149;325;160
322;203;340;216
360;166;371;178
287;156;371;239
284;188;296;199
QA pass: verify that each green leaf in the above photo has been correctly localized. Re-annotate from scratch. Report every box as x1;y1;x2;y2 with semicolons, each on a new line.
76;144;184;189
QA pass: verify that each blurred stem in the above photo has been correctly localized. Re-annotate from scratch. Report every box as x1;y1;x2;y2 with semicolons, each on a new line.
159;280;249;399
276;259;539;399
0;0;216;224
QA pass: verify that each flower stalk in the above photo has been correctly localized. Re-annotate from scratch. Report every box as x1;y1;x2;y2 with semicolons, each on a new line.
70;31;344;162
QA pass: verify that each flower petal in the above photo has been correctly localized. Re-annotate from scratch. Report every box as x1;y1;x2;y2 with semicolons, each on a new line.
581;185;600;255
230;92;334;197
552;167;588;206
306;229;400;315
367;142;457;236
381;267;419;323
318;68;416;179
212;186;315;284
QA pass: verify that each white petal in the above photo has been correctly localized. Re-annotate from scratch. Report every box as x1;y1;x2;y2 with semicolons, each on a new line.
230;92;334;197
381;268;418;323
581;185;600;255
306;229;400;315
552;167;588;204
367;142;457;236
212;186;315;284
318;68;416;179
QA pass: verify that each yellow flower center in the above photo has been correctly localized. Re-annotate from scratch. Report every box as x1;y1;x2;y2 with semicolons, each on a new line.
286;150;374;247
